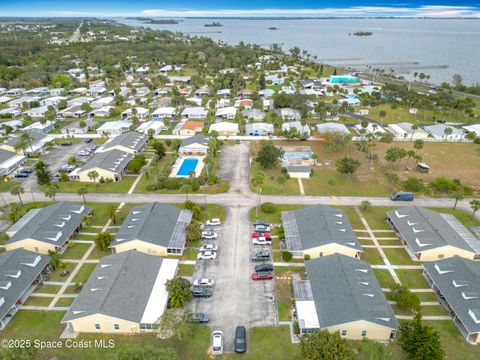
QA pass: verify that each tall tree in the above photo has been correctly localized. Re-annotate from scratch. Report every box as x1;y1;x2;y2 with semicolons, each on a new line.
87;170;99;184
251;171;266;219
35;161;52;186
336;157;360;177
44;184;59;203
10;185;24;205
165;278;192;308
95;231;113;251
256;141;284;169
77;187;88;204
300;330;354;360
470;199;480;218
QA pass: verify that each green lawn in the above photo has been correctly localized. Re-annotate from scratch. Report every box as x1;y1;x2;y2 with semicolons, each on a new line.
88;246;111;260
55;297;75;307
383;248;418;266
62;243;91;259
426;321;480;360
33;284;61;294
48;262;76;282
277;300;292;321
274;266;305;277
415;292;439;302
249;204;306;224
428;208;480;227
71;263;97;284
373;269;397;289
359;206;398;230
228;326;300;360
177;264;195;277
377;239;402;246
396;270;430;289
182;248;197;261
46;176;136;194
0;310;211;360
88;202;138;227
420;305;449;316
361;248;384;265
0;180;20;192
23;296;53;307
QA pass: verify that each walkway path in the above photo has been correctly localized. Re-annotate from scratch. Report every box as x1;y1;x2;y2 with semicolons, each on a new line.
297;178;305;196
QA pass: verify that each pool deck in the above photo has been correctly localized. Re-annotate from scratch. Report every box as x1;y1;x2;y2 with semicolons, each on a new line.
169;155;205;178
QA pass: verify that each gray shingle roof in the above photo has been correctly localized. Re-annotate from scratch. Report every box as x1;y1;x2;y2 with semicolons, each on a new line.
0;149;17;164
305;254;398;329
180;134;208;148
387;206;480;254
424;256;480;334
6;202;91;247
101;131;147;153
62;251;167;323
111;203;192;250
4;129;46;147
80;149;133;174
287;165;311;173
281;205;362;252
0;249;49;319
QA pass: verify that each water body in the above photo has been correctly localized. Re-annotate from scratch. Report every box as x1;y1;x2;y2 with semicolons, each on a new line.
119;18;480;85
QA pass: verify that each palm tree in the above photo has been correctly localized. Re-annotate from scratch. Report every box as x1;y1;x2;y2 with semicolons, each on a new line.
181;184;193;201
444;127;453;141
10;185;24;205
251;171;265;219
470;200;480;218
378;110;387;126
107;204;117;225
87;170;99;184
410;124;419;141
44;184;59;203
48;250;62;270
452;191;464;210
14;132;35;154
77;187;88;204
208;136;219;158
68;156;78;167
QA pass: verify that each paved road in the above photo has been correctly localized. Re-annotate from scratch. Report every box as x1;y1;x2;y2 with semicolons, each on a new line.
218;142;251;195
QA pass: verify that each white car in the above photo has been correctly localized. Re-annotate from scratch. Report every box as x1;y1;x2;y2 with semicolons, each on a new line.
78;150;89;157
199;244;218;252
255;224;271;232
206;218;221;226
193;278;215;287
201;231;218;240
252;237;272;246
212;330;224;356
197;251;217;260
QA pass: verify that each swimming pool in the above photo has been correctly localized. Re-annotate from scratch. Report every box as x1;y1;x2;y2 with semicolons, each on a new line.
176;158;199;177
283;152;313;160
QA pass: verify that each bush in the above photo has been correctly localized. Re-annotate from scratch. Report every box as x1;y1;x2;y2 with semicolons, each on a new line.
277;226;285;240
304;254;311;261
145;184;158;191
207;175;218;185
260;202;276;214
403;177;425;192
282;251;293;262
165;178;181;190
293;321;300;335
191;179;200;192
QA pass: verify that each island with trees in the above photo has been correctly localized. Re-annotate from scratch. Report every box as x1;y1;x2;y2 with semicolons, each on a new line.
351;31;373;36
204;22;223;27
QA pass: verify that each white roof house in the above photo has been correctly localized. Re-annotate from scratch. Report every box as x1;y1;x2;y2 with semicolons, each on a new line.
121;107;149;120
21;121;55;134
136;121;166;135
424;124;464;140
96;121;132;137
462;124;480;138
40;96;67;107
245;123;274;136
279;108;301;121
91;96;114;109
0;108;21;117
152;107;176;119
316;122;350;135
215;107;237;120
386;122;429;140
181;107;208;120
23;105;50;118
88;106;113;119
354;123;386;136
282;121;311;137
209;122;239;135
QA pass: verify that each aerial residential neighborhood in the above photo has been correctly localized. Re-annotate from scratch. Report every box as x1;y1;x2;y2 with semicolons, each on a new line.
0;9;479;360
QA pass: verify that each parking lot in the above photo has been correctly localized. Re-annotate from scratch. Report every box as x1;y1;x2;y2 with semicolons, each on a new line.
190;199;276;352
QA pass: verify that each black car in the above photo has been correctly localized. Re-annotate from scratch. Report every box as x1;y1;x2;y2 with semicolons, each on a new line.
254;263;274;273
191;287;212;298
85;138;93;143
191;313;209;324
19;167;34;174
60;141;73;146
14;172;28;178
234;325;247;353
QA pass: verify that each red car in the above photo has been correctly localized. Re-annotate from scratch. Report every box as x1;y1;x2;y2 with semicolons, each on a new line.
251;232;271;239
251;271;273;280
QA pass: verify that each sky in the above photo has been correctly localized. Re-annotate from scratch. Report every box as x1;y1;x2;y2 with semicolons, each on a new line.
0;0;480;18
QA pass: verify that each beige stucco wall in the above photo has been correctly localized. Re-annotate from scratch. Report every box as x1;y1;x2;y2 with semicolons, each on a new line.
111;240;168;256
0;144;22;155
325;320;396;341
418;245;475;262
288;172;310;179
66;314;142;333
303;243;360;260
3;238;57;254
76;167;118;182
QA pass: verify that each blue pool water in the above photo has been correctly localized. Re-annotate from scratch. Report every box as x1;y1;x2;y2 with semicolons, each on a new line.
177;158;199;176
283;152;313;160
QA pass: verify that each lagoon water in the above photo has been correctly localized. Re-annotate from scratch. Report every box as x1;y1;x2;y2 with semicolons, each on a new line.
120;18;480;85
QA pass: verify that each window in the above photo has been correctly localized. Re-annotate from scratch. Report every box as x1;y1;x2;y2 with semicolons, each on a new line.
361;330;367;337
95;324;100;330
341;330;347;336
114;324;119;330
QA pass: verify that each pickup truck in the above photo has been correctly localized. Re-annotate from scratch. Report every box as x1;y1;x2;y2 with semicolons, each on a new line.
251;250;271;262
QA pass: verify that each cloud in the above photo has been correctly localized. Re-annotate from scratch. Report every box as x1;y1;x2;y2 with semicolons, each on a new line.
142;5;480;18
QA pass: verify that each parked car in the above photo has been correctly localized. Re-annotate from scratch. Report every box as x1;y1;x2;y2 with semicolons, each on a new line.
191;287;212;298
206;218;221;226
19;167;33;174
78;150;89;157
254;224;271;232
193;278;215;287
251;232;271;239
60;141;72;146
251;250;270;262
199;244;218;252
252;237;272;246
59;164;75;173
14;172;28;178
252;271;273;280
85;138;93;143
253;220;270;227
191;313;209;324
52;174;60;182
197;251;217;260
234;325;247;353
211;330;224;356
390;192;414;201
201;231;218;240
254;263;274;273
